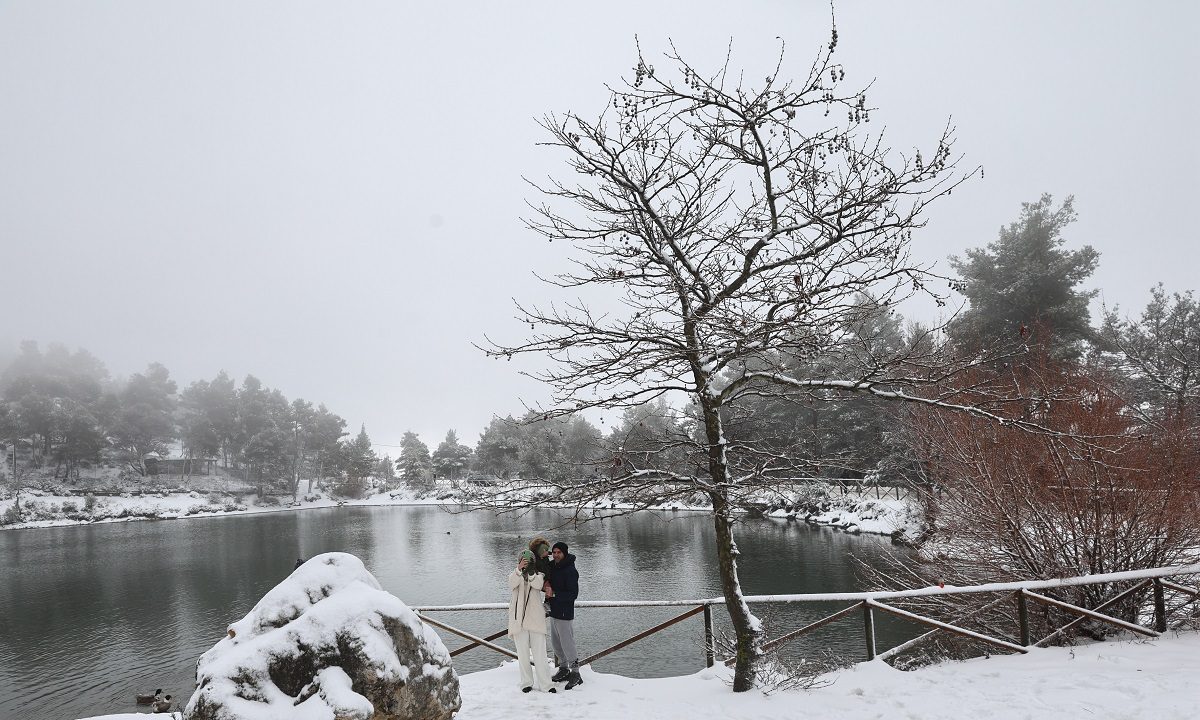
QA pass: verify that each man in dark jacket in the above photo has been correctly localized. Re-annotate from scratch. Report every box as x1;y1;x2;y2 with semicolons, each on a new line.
547;541;583;689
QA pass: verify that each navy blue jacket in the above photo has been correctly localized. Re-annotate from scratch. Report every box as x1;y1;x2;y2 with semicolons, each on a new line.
548;553;579;620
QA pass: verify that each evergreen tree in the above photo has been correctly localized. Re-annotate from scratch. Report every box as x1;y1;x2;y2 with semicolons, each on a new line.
373;453;397;486
309;404;348;492
396;430;433;489
949;194;1099;358
431;429;472;480
285;399;316;498
235;380;292;490
206;371;239;468
472;416;522;479
179;379;222;462
0;342;110;471
339;424;377;497
609;400;693;477
109;363;177;476
1101;284;1200;417
719;296;911;479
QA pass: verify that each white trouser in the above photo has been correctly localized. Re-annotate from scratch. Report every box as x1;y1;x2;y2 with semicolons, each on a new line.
512;630;553;691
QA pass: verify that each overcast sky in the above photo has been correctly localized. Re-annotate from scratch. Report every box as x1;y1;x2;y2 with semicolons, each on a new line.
1;1;1197;453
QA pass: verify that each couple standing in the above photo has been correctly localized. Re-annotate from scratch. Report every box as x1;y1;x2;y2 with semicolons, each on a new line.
507;536;582;693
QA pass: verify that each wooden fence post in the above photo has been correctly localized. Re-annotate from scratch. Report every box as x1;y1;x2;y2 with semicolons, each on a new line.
1153;579;1167;633
1017;590;1030;646
862;601;876;661
703;604;714;668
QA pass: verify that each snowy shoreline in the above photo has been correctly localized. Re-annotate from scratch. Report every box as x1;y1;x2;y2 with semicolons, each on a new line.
0;483;923;540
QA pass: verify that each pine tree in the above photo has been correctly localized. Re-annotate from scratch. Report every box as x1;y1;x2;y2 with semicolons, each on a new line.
1101;285;1200;417
472;417;522;479
949;194;1099;358
396;431;433;489
109;363;177;477
345;424;376;487
431;430;472;480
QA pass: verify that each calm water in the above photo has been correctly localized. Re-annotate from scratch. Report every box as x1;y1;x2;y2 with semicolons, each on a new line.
0;506;914;720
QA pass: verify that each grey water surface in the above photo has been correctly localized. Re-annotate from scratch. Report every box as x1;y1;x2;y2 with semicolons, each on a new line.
0;506;915;720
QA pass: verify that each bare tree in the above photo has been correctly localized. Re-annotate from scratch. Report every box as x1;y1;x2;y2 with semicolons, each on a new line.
475;32;1027;690
859;356;1200;659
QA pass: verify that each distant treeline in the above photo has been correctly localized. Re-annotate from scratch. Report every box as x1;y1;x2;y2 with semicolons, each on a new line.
2;196;1197;498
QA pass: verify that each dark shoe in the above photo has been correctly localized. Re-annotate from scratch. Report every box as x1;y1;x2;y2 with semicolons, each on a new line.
521;686;532;693
548;688;557;693
565;670;583;690
551;666;571;682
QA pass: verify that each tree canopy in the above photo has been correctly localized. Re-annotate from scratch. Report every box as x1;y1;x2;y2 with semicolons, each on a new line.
949;194;1099;358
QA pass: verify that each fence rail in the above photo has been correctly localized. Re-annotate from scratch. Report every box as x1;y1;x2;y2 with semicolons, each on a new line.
413;563;1200;671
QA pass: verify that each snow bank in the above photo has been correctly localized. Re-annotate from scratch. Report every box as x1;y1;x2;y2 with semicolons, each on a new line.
185;552;460;720
78;629;1200;720
451;631;1200;719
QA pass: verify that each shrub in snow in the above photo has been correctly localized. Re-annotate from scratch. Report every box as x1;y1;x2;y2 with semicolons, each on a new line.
185;552;460;720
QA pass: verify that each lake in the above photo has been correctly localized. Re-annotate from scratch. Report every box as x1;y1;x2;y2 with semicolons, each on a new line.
0;505;915;720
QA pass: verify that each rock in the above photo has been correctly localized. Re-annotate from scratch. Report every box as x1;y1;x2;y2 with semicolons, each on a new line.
185;552;460;720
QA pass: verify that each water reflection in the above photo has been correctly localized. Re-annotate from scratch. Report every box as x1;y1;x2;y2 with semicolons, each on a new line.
0;507;914;720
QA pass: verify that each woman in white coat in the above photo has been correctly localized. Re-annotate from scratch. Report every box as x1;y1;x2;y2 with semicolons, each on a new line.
508;549;555;693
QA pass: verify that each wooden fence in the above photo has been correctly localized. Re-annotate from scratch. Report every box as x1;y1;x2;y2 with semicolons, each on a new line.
413;563;1200;670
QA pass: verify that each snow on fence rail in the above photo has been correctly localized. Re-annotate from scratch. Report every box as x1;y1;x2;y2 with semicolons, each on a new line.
413;563;1200;669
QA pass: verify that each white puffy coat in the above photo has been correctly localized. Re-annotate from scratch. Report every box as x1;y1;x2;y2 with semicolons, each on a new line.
507;569;547;637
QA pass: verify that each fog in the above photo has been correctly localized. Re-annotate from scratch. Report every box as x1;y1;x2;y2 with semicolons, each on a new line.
1;0;1196;449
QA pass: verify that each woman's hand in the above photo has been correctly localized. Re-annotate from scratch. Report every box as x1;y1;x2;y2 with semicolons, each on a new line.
518;557;529;571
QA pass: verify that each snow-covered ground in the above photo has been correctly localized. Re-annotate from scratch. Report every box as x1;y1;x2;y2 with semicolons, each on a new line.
0;482;924;539
79;630;1200;719
770;495;918;538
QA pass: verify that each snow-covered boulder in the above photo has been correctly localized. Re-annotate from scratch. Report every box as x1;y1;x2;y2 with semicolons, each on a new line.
185;552;460;720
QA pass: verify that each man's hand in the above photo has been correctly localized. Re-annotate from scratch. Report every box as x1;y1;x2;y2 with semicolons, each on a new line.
543;582;554;597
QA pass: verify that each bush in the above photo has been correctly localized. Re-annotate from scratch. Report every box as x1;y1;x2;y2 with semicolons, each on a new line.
61;501;78;513
84;494;98;513
331;477;367;499
258;495;281;507
1;504;21;525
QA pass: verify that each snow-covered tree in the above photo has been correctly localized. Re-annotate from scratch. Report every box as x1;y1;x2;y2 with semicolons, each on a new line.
431;429;472;480
473;36;1042;690
109;362;177;476
1101;284;1200;418
396;431;433;489
0;341;110;473
949;194;1099;359
338;424;377;497
472;416;522;479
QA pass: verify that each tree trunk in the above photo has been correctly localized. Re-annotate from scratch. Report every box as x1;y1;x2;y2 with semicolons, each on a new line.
710;490;762;691
698;398;762;691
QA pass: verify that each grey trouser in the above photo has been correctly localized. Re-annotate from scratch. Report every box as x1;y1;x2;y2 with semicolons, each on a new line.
550;617;578;668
